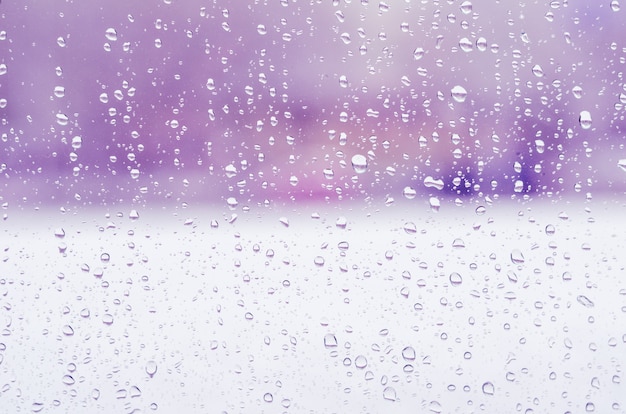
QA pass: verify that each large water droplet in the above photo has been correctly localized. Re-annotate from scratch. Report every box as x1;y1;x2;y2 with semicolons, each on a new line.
510;249;525;264
451;85;467;103
401;346;416;360
482;381;495;395
449;272;463;286
324;334;338;348
382;386;397;401
351;154;368;174
105;28;118;41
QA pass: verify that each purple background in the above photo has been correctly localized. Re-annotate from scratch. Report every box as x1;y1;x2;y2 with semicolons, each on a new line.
1;0;625;206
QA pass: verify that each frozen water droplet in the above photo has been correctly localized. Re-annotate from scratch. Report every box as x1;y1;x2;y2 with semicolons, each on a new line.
451;85;467;103
382;386;397;401
324;334;338;348
579;111;592;129
510;249;525;264
482;381;495;395
351;154;368;174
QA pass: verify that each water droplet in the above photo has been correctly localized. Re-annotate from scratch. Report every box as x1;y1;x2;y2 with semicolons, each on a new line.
545;224;556;235
351;154;368;174
532;64;544;77
145;361;157;377
403;222;417;234
31;402;44;413
54;86;65;98
130;169;140;179
451;85;467;103
314;256;325;266
279;217;289;227
423;176;445;190
57;36;66;47
102;314;114;325
449;272;463;286
460;0;473;14
459;37;473;52
577;295;594;308
62;375;75;385
510;249;525;264
355;355;368;369
340;32;351;44
579;110;592;129
617;159;626;172
324;334;338;348
62;325;74;336
402;346;416;360
382;386;397;401
56;113;69;126
482;381;495;395
263;392;273;403
572;85;583;99
429;197;441;212
105;28;118;41
402;186;417;199
413;47;425;60
611;0;621;11
54;228;65;238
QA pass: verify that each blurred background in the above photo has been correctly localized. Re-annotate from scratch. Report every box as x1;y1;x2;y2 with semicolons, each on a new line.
1;0;626;207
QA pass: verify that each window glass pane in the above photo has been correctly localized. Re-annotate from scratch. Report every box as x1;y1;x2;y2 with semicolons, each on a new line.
1;1;625;412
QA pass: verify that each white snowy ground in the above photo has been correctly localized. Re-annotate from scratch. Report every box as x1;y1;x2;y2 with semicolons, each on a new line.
0;199;625;413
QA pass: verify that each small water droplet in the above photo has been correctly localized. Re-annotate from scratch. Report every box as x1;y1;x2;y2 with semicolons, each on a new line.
577;295;594;308
355;355;368;369
449;272;463;286
62;375;75;385
429;197;441;212
413;47;425;60
146;361;157;377
402;346;416;360
482;381;495;395
579;110;592;129
263;392;273;403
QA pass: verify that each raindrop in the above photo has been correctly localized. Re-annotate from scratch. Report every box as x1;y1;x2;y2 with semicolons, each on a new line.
451;85;467;103
402;346;416;360
146;361;157;377
510;249;525;264
482;381;495;395
355;355;368;369
351;154;368;174
263;393;273;403
449;272;463;286
402;186;417;199
324;334;338;348
413;47;425;60
105;28;118;41
382;386;397;401
579;111;592;129
577;295;594;308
